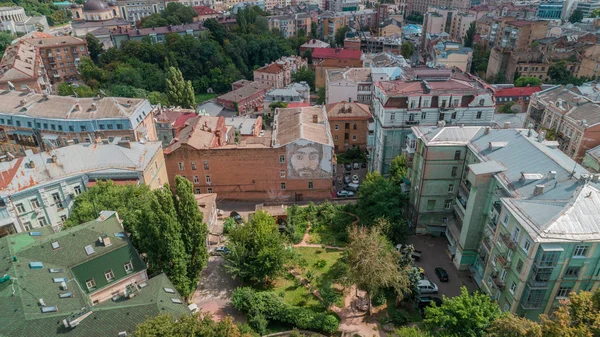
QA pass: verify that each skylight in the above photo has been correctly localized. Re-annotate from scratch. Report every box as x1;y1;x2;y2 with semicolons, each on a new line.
59;291;73;298
84;245;95;255
171;298;182;304
51;241;60;250
163;288;175;294
41;306;58;313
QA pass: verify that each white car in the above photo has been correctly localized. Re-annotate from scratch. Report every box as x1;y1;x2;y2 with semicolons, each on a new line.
344;175;351;184
418;280;439;294
352;174;359;184
259;130;265;137
353;162;360;169
336;190;355;198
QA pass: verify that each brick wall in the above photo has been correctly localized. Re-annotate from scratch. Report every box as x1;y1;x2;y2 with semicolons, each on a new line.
329;117;370;153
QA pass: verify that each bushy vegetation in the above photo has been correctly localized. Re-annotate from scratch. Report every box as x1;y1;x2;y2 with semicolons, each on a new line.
0;0;71;26
232;287;339;335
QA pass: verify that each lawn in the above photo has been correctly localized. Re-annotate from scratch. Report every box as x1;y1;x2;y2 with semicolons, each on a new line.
307;225;348;247
195;93;217;103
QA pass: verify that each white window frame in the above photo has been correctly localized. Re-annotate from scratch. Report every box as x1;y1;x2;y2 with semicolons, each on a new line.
280;182;286;190
38;217;48;227
105;269;115;282
191;162;197;170
86;278;96;290
15;203;25;213
521;237;532;253
205;176;211;184
280;170;286;178
448;184;454;193
308;181;313;190
280;155;285;164
573;245;589;258
556;286;572;299
30;198;40;209
193;176;199;184
502;213;509;227
178;162;184;170
509;281;517;294
124;261;134;273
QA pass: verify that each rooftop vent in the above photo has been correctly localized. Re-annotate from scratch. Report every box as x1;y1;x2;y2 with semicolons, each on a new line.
312;114;318;123
533;184;545;196
51;241;60;250
163;287;175;294
84;245;95;255
484;126;490;135
488;142;507;151
547;171;557;180
98;235;111;247
520;172;544;182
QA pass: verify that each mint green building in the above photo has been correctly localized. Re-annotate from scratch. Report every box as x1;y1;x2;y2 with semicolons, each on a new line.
407;125;600;320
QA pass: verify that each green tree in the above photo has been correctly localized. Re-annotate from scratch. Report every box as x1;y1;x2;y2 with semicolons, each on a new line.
498;101;516;114
224;210;289;285
540;290;600;337
392;327;432;337
57;82;75;96
85;33;103;63
203;18;228;44
334;26;350;47
316;87;326;104
0;32;14;58
389;154;408;186
135;313;256;337
401;41;415;60
346;224;410;315
290;66;315;91
590;8;600;17
310;21;318;38
471;44;490;76
174;176;208;295
302;49;312;64
514;76;542;87
425;287;502;337
463;22;476;48
166;66;196;108
487;314;542;337
569;9;584;23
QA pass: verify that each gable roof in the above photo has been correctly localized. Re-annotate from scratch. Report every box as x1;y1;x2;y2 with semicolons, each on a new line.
311;48;362;60
273;106;333;147
0;41;41;83
193;5;220;15
325;101;371;119
495;86;542;97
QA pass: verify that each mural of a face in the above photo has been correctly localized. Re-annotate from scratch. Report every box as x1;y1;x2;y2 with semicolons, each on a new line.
287;142;331;179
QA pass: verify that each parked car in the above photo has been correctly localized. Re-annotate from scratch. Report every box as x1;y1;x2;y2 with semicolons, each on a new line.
230;211;243;224
344;175;351;184
259;130;265;137
215;246;230;255
435;267;449;282
417;280;438;294
353;162;360;169
344;183;360;192
352;174;359;184
361;162;367;168
418;296;443;309
395;244;422;261
344;164;352;171
337;190;355;198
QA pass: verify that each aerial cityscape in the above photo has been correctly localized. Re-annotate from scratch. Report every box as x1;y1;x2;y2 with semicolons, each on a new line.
0;0;599;335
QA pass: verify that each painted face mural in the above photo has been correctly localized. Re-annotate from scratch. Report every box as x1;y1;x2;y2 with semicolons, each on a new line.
287;142;331;179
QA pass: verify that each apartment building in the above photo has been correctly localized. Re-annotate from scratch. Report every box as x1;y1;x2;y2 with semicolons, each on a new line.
494;86;542;108
267;13;312;38
22;36;88;84
399;0;469;16
314;58;363;88
422;7;475;42
430;40;473;72
407;125;600;320
326;101;371;152
0;141;166;236
0;91;157;157
371;68;495;174
0;40;51;94
216;81;270;115
114;0;165;24
164;106;334;201
527;85;600;163
0;211;189;337
111;23;207;47
264;82;311;109
318;10;376;43
253;56;308;89
325;66;403;104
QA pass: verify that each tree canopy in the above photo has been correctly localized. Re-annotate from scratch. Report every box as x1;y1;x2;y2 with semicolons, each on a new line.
334;26;350;47
463;22;476;48
389;154;408;186
135;313;257;337
569;9;584;23
166;66;196;108
290;66;315;91
401;41;415;60
139;2;197;28
514;76;542;87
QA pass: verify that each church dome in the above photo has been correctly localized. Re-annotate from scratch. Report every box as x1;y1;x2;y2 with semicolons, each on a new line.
83;0;109;11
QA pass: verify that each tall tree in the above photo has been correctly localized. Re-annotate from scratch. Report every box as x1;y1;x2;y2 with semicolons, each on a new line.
590;8;600;18
424;287;502;337
85;33;103;63
166;66;196;108
334;26;350;47
463;22;476;48
346;223;410;315
310;21;318;38
290;66;315;91
389;154;408;186
569;9;584;23
514;76;542;87
224;210;289;284
401;41;415;60
316;87;326;104
174;176;209;295
135;313;256;337
540;290;600;337
487;314;542;337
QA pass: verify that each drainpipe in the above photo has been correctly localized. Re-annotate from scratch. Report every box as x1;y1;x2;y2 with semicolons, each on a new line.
414;145;428;231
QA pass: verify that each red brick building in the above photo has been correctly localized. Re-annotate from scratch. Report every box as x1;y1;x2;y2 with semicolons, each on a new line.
216;81;270;115
164;106;334;201
494;86;542;109
311;48;363;64
0;40;51;94
325;101;371;153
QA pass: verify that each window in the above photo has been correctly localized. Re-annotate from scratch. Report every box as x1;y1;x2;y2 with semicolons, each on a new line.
207;188;213;193
178;162;184;170
205;176;211;184
573;245;589;257
280;182;286;190
421;112;427;119
193;176;199;183
80;125;86;132
352;135;357;141
38;217;48;227
195;188;201;194
353;124;357;130
334;135;338;140
454;150;461;160
116;124;123;130
99;124;105;130
74;185;81;195
509;281;517;294
502;214;509;226
448;184;454;193
52;192;63;209
308;182;313;189
439;113;445;121
86;278;96;290
69;125;74;132
451;112;456;119
105;270;115;282
516;259;523;273
335;125;339;130
565;266;580;278
191;162;197;170
30;198;40;209
43;123;48;129
390;113;395;121
444;199;452;209
15;203;26;214
451;166;458;177
23;222;31;231
280;170;286;178
60;215;67;222
511;227;520;242
280;155;285;164
107;124;113;130
476;111;482;119
124;261;134;273
479;98;485;106
522;238;532;253
203;161;209;170
556;286;572;299
427;200;436;211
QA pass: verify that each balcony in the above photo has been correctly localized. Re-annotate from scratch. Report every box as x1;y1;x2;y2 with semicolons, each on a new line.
520;300;543;309
405;120;420;125
500;233;517;249
456;187;468;209
482;238;492;253
527;277;549;289
496;254;511;268
491;276;505;289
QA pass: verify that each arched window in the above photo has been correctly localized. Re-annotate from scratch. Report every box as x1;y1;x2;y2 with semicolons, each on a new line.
479;98;485;106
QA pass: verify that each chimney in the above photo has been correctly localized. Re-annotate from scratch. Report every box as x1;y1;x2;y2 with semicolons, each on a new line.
312;114;318;123
51;154;57;163
548;171;557;180
117;140;131;148
484;126;490;135
538;131;546;142
98;235;112;247
503;122;511;129
533;184;545;196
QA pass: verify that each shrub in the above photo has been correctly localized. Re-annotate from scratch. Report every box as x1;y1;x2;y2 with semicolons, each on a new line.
390;309;410;325
223;217;236;234
315;259;328;268
372;290;387;307
232;287;339;334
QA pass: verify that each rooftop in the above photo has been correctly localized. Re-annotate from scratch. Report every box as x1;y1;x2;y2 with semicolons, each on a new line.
224;115;261;135
111;23;206;36
0;141;162;195
0;41;40;83
534;85;600;127
23;36;85;48
311;48;362;60
255;62;284;74
0;91;148;119
217;81;270;103
193;5;220;15
325;101;371;120
494;86;542;97
272;106;333;147
0;212;188;337
300;39;329;48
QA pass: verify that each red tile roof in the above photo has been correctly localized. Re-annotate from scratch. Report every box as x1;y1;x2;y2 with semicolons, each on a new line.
286;102;310;108
495;86;542;97
255;63;283;74
311;48;362;60
193;5;219;16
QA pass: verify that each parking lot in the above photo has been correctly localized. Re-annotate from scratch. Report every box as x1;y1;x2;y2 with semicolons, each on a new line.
333;162;368;197
406;235;477;298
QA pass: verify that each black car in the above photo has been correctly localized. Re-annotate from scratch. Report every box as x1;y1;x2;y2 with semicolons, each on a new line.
435;267;449;282
418;296;443;309
344;164;352;171
230;211;243;224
